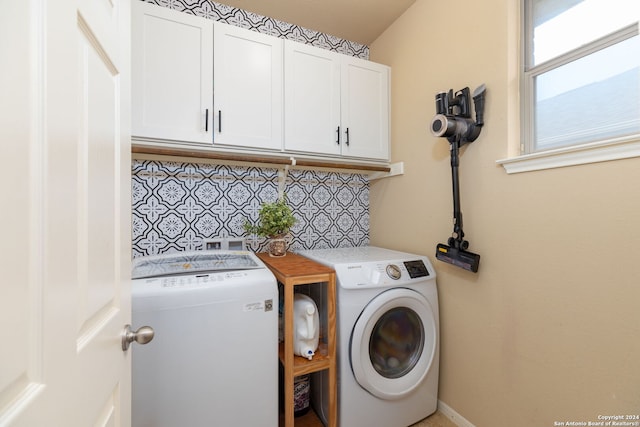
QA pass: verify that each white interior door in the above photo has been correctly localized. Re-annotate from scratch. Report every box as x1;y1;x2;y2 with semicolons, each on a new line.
0;0;132;426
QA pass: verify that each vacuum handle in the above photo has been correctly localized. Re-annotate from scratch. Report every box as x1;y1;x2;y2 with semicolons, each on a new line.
473;84;486;127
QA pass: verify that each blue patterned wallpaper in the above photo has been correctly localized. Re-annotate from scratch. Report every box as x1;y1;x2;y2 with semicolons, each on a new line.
142;0;369;59
132;159;369;257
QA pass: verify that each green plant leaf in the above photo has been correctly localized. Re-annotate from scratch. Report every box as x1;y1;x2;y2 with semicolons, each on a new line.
243;198;296;238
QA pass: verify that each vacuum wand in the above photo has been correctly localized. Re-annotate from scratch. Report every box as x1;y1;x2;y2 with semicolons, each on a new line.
450;139;463;244
435;136;480;273
430;84;486;273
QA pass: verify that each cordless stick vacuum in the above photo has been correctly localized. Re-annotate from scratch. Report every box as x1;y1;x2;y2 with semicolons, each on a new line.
430;84;486;273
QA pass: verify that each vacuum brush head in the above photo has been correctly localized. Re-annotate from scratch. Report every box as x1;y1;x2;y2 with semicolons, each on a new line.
436;243;480;273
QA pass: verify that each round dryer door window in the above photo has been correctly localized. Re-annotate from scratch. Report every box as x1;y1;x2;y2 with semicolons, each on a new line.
350;288;437;400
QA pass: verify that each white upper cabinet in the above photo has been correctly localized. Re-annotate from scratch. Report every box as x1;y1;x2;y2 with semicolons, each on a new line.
213;22;284;151
131;3;390;163
284;40;390;161
284;41;341;156
340;56;390;161
131;1;213;144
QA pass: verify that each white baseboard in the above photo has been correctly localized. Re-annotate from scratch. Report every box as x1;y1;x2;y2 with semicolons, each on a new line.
437;400;476;427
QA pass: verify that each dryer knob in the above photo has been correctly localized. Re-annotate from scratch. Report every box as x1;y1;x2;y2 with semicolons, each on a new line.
386;264;402;280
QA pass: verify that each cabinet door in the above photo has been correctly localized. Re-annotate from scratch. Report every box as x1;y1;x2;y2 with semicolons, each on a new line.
284;41;341;156
214;22;283;150
340;56;390;161
132;2;213;144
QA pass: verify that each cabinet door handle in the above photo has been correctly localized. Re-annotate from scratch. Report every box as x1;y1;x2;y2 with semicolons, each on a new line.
205;109;209;132
336;126;340;145
218;110;222;133
345;127;350;146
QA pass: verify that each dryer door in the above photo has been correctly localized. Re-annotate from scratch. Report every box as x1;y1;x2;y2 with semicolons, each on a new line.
350;288;437;400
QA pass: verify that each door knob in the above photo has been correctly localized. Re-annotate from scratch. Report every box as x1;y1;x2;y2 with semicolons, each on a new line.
121;324;155;351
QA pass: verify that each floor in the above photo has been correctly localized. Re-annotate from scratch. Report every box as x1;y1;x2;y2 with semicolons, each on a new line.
410;410;457;427
288;408;457;427
289;408;457;427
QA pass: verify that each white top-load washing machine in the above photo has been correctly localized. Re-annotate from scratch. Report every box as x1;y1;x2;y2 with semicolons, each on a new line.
131;250;278;427
299;246;439;427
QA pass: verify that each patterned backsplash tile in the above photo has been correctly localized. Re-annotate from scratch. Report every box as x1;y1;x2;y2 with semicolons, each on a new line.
132;159;369;257
141;0;369;59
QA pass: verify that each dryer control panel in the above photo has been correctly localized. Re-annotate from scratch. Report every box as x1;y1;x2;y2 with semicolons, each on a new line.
335;258;434;289
385;261;429;280
299;246;437;290
403;260;430;278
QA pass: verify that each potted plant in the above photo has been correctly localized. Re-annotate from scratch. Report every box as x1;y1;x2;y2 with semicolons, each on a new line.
243;197;296;257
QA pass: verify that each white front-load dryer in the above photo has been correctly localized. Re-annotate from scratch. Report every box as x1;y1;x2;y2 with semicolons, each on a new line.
299;246;439;427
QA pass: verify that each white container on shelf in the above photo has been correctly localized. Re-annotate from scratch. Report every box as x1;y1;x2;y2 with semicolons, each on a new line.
293;293;319;360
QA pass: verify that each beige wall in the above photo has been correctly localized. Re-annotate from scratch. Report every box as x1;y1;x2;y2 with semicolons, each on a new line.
369;0;640;425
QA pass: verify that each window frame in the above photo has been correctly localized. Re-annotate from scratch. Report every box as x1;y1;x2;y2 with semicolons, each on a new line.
498;1;640;174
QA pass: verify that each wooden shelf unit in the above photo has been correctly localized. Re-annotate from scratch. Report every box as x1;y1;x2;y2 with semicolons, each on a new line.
257;253;337;427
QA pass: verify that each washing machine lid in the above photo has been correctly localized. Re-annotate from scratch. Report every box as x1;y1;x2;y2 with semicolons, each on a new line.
350;288;437;400
132;250;263;279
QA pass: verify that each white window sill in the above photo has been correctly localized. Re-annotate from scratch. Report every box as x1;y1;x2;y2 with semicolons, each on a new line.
496;136;640;174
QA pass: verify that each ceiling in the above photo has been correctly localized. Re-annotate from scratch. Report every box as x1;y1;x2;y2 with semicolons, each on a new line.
213;0;417;46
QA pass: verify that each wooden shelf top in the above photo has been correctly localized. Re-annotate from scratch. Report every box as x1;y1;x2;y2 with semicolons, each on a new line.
132;144;391;173
257;252;334;280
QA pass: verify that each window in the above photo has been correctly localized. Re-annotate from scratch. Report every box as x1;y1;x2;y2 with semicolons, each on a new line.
503;0;640;173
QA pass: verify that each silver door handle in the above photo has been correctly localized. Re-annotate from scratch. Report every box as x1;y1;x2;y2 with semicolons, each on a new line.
121;324;154;351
